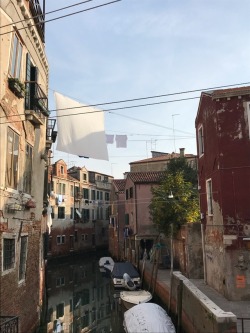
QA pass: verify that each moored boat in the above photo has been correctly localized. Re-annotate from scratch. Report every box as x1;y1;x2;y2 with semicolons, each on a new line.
123;303;176;333
120;289;152;310
111;262;141;290
99;256;115;272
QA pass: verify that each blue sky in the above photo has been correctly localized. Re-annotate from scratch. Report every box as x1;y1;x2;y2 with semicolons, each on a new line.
44;0;250;178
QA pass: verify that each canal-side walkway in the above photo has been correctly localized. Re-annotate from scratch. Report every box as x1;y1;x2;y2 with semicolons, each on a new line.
141;260;250;332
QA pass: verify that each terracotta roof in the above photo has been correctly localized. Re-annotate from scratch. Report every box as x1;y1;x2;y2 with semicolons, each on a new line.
130;153;195;164
67;175;78;182
127;171;167;183
204;86;250;100
113;179;126;192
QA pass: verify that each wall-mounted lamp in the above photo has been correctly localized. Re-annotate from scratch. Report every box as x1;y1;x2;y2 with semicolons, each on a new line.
168;191;174;199
41;153;48;162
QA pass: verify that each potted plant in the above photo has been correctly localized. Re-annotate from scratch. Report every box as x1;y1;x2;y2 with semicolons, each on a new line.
8;77;26;98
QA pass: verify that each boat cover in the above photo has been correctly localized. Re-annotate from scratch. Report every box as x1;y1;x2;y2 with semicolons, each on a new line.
111;262;140;279
123;303;176;333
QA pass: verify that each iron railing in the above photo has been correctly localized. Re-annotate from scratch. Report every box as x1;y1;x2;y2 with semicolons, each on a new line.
237;317;250;333
0;316;18;333
29;0;45;43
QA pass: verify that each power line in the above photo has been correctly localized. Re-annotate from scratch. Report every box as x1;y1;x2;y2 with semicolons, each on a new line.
49;81;250;113
0;0;96;28
0;0;122;36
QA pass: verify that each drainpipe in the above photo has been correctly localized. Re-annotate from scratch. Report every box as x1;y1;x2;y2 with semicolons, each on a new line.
135;185;138;264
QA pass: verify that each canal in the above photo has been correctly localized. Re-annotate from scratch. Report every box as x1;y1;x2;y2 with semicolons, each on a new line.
45;252;125;333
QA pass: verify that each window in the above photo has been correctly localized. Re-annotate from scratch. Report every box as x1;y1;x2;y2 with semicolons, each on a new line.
10;34;23;78
3;238;15;271
103;176;108;182
23;143;33;194
83;188;89;199
198;125;204;157
6;127;19;189
100;192;103;200
57;235;65;245
126;189;129;200
56;303;64;318
58;207;65;219
60;166;64;174
81;234;88;241
206;179;213;215
83;173;87;181
70;185;74;197
105;192;110;201
57;183;66;195
97;175;101;181
125;214;129;225
19;236;28;281
56;276;65;287
91;190;96;200
82;209;89;222
70;207;74;219
129;187;133;198
74;230;78;242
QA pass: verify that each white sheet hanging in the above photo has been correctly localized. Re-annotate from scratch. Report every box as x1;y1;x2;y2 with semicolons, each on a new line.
54;92;109;161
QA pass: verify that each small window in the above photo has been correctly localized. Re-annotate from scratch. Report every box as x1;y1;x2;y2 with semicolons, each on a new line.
198;125;204;157
83;173;87;181
57;235;65;245
97;175;101;181
58;207;65;219
23;143;33;194
129;187;133;198
9;34;23;79
19;236;28;281
60;166;64;174
100;192;103;200
56;276;65;287
83;188;89;199
3;238;15;271
6;127;19;189
206;179;213;215
56;303;64;318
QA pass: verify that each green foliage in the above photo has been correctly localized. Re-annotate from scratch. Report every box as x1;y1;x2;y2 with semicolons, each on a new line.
149;169;200;237
167;157;198;186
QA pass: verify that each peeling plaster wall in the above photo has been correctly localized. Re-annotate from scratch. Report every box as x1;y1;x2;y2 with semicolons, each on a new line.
196;92;250;300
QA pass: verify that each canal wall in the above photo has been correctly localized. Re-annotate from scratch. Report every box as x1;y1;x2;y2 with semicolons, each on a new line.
142;264;237;333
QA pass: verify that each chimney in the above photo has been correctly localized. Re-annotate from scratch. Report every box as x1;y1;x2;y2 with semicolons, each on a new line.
179;148;185;157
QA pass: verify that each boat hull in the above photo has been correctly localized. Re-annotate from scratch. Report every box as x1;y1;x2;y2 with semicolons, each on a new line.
120;290;152;310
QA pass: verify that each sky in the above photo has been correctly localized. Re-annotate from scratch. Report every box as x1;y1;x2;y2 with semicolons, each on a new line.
44;0;250;179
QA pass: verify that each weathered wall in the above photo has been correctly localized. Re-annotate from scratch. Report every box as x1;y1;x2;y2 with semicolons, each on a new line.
171;272;237;333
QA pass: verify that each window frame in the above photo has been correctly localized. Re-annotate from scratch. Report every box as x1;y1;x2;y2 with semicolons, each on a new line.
18;235;28;281
198;125;204;157
23;143;33;194
9;33;23;79
6;127;19;189
206;178;213;216
3;237;16;272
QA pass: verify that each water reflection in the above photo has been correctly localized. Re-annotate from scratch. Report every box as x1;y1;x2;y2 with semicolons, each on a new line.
46;253;125;333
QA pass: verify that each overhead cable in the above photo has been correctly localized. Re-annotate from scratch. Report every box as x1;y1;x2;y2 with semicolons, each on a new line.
0;0;122;36
0;0;97;28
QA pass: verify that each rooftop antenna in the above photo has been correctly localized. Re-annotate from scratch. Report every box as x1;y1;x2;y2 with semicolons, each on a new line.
172;114;180;153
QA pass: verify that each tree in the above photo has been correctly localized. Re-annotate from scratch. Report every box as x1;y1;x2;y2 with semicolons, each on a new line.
149;170;200;236
167;156;198;186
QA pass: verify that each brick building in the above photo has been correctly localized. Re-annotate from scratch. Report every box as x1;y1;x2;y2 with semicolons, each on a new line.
0;0;54;331
47;160;113;258
195;86;250;300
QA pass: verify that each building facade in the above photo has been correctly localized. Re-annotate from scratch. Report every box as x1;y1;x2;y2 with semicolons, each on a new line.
47;161;113;258
195;86;250;300
0;0;54;331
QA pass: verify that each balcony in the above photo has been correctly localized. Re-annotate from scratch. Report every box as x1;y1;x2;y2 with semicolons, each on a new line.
0;316;18;332
29;0;45;43
46;119;57;149
25;81;49;127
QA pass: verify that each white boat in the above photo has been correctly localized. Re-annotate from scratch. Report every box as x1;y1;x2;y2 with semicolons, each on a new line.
123;303;176;333
120;289;152;310
98;257;115;272
111;262;141;290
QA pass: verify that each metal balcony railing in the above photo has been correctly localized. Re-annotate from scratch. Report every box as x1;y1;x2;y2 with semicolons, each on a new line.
29;0;45;43
0;316;18;333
